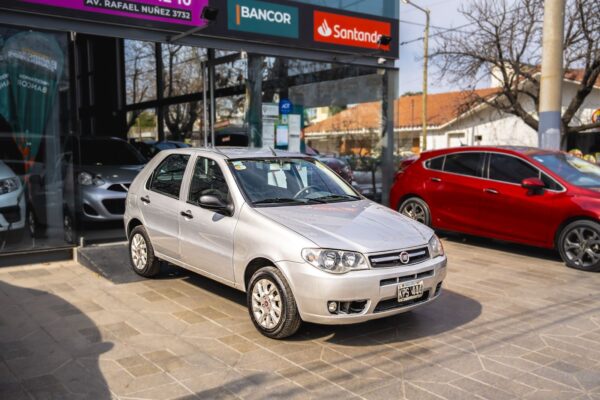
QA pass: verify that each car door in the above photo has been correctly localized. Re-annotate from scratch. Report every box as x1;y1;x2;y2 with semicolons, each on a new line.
179;155;237;284
479;152;564;245
139;153;190;260
432;151;486;233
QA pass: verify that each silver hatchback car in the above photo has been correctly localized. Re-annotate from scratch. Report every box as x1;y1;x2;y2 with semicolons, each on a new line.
124;148;447;338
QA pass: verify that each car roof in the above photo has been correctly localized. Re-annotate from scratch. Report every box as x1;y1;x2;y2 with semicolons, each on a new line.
161;146;309;160
422;145;561;158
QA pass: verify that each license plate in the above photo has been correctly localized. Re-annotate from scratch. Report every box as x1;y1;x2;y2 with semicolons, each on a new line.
398;280;424;302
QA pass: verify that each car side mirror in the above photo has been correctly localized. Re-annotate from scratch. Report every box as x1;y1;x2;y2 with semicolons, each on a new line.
199;195;233;214
521;177;545;193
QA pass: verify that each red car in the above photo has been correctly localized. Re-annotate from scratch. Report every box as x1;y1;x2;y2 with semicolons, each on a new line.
390;146;600;272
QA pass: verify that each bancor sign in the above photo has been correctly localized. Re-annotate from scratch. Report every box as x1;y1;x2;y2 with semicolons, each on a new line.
313;10;391;51
227;0;299;39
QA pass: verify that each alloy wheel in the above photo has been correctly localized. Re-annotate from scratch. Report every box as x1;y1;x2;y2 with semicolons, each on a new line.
251;278;282;330
563;226;600;268
131;233;148;270
401;201;427;224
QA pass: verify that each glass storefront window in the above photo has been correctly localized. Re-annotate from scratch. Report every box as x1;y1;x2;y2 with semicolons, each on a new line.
124;40;157;105
162;44;206;97
0;25;74;252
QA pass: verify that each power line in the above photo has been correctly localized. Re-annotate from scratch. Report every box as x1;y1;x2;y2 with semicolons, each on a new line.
399;4;528;46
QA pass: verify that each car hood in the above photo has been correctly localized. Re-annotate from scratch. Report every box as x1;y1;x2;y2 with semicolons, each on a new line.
0;161;16;180
80;164;144;183
255;200;432;253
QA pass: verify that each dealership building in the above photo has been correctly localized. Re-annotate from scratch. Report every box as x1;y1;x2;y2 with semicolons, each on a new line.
0;0;399;264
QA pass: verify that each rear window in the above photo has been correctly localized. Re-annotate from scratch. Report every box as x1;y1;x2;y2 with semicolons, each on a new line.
444;152;483;177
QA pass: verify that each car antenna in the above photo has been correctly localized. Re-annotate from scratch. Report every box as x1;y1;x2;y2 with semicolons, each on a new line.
269;147;278;157
212;146;229;159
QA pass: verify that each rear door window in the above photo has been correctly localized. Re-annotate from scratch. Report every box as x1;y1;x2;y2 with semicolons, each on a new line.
443;153;484;177
148;154;190;198
425;156;444;171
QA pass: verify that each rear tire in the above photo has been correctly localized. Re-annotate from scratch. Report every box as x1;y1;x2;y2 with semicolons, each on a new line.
129;225;160;278
247;266;301;339
558;220;600;272
399;197;431;226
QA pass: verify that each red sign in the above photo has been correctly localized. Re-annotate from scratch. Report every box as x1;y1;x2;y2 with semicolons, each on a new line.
313;10;391;51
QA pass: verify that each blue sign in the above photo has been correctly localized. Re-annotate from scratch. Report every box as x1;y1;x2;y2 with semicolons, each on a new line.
279;99;293;115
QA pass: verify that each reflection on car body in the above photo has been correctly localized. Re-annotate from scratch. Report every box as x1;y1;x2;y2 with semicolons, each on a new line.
125;148;447;339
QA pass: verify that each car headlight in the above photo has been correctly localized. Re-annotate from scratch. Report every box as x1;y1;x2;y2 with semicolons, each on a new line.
78;172;105;186
301;248;369;274
0;177;19;195
428;234;444;258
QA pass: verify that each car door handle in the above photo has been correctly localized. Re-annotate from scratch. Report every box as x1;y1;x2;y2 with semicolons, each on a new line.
483;188;499;194
180;210;193;219
140;196;151;204
430;177;442;182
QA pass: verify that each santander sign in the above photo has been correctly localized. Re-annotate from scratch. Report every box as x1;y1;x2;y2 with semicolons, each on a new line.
313;10;391;51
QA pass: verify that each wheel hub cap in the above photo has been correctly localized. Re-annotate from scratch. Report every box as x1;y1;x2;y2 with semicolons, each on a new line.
252;279;282;330
564;227;600;268
131;234;148;270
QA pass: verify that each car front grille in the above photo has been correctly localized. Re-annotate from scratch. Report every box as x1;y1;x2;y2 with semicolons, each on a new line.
102;199;126;215
0;206;21;224
374;290;430;313
369;246;430;268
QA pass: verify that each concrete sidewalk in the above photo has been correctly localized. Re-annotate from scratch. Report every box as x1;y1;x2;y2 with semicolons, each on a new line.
1;238;599;399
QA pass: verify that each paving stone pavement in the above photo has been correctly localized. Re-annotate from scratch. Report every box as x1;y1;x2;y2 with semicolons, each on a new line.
1;237;600;399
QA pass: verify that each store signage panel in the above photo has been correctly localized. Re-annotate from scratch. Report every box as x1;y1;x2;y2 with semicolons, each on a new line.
20;0;209;27
227;0;299;38
313;10;391;51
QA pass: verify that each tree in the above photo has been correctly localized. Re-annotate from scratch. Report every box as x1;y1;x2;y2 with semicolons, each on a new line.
433;0;600;144
124;40;156;132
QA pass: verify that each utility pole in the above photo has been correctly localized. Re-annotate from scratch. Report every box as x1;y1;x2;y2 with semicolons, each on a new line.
402;0;430;151
538;0;566;150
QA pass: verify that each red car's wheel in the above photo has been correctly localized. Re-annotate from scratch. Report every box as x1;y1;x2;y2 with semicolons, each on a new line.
399;197;431;226
558;220;600;272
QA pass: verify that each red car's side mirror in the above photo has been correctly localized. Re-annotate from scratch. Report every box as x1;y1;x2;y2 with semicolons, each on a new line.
521;177;545;191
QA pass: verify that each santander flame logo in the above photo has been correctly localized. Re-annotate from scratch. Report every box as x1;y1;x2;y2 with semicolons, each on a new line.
317;19;333;37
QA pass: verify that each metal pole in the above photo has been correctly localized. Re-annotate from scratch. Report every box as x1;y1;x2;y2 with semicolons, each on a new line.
382;69;399;207
421;9;429;151
538;0;566;150
208;48;216;147
202;61;208;147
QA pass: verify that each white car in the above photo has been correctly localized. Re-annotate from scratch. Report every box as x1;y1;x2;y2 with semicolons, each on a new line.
0;160;25;234
124;148;447;338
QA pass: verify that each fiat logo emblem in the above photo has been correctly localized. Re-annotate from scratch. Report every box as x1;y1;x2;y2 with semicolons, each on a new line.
399;251;410;264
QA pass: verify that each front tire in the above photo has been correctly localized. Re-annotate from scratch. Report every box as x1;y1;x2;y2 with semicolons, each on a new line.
247;266;301;339
558;220;600;272
129;226;160;278
399;197;431;226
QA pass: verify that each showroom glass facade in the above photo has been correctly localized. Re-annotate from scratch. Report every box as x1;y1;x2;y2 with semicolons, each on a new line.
0;25;75;254
0;0;397;259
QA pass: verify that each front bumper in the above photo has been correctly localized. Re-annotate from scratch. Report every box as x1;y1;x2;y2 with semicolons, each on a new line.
80;184;129;222
277;256;447;325
0;188;26;232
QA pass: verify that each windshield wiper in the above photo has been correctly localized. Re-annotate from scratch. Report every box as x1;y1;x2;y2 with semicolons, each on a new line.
316;194;361;202
253;197;326;205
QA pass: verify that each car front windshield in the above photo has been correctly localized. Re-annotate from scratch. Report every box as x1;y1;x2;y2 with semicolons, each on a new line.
229;158;360;206
81;139;146;166
532;153;600;188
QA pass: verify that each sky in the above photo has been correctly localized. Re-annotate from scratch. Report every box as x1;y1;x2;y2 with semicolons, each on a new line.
397;0;469;95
